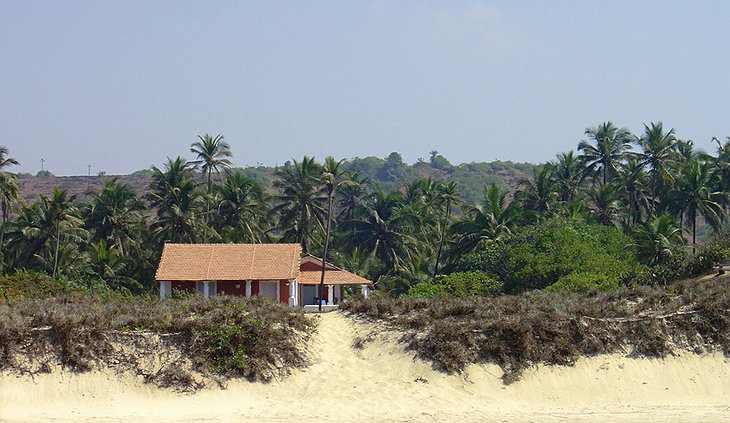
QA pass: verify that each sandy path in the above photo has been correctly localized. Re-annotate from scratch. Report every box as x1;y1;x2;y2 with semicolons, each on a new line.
2;311;730;422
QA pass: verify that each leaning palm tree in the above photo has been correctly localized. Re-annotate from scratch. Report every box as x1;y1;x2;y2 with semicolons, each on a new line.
578;122;632;184
190;134;233;241
667;158;726;253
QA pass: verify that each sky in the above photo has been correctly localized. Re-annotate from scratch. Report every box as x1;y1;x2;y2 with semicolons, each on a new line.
2;1;730;176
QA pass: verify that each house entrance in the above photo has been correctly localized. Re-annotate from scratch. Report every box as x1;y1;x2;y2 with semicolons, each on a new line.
301;285;317;305
259;281;278;301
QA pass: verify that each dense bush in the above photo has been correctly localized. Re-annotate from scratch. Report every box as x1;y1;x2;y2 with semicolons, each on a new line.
408;271;503;298
457;217;640;293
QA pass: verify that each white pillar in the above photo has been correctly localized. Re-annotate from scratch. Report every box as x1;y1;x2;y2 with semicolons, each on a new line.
159;281;171;299
288;279;297;307
245;280;252;298
327;285;334;305
203;281;210;298
361;284;369;298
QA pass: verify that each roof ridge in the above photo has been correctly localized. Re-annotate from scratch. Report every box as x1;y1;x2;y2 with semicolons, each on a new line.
206;244;215;280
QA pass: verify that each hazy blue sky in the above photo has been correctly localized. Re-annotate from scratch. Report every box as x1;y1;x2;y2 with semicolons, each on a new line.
3;1;730;175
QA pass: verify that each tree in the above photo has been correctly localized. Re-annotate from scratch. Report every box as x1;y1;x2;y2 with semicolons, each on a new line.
433;181;460;276
587;183;621;226
633;214;683;265
636;122;679;214
273;156;326;253
552;151;586;202
319;157;350;310
84;178;144;256
214;172;271;243
667;158;726;253
578;122;632;184
147;157;205;244
451;183;517;255
190;134;233;241
0;146;20;171
515;165;557;218
0;173;22;265
616;157;651;230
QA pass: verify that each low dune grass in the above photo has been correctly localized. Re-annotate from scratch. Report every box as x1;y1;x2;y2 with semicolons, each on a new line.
342;275;730;383
0;293;314;389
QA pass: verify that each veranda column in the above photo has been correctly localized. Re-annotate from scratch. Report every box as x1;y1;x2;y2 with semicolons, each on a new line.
159;281;171;299
245;280;252;298
361;284;369;298
327;285;334;305
203;281;210;298
288;279;297;307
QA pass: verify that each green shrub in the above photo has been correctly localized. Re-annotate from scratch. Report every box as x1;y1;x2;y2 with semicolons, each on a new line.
407;271;503;298
546;272;619;292
0;271;70;299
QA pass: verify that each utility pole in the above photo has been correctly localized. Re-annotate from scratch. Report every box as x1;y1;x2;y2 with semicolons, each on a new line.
41;158;45;172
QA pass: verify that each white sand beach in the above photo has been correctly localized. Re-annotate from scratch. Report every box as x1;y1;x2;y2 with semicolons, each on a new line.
2;312;729;422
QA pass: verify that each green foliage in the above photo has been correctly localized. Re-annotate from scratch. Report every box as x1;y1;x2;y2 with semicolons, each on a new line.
408;271;503;298
0;271;70;299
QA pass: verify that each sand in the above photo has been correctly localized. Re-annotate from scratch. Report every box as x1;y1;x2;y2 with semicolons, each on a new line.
1;311;729;422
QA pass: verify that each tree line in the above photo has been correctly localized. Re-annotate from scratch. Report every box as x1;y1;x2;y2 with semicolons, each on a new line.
1;122;729;295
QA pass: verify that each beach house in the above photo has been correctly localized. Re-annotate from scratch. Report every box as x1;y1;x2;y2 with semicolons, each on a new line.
155;243;372;306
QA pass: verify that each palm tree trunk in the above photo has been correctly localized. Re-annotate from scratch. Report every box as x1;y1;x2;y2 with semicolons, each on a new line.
53;224;61;278
692;209;696;255
318;190;334;312
204;170;212;242
433;201;451;277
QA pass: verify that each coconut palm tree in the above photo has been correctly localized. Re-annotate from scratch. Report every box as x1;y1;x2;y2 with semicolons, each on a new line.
147;157;205;244
433;181;461;276
190;134;233;241
667;158;726;253
633;214;683;265
552;151;586;202
636;122;679;214
578;122;632;184
451;183;518;255
84;178;144;256
0;173;23;265
273;156;327;253
616;157;651;230
587;183;621;226
0;146;19;171
214;172;271;243
515;165;557;219
336;172;371;236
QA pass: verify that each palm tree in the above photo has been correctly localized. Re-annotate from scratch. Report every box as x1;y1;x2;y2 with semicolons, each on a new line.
349;189;420;275
636;122;679;214
451;183;517;255
616;157;651;230
587;183;621;226
84;178;144;256
578;122;632;184
516;165;557;219
147;157;205;243
0;146;20;170
552;151;586;202
0;173;23;264
433;181;461;276
190;134;233;241
667;158;726;253
214;172;271;243
633;214;683;265
273;156;326;253
336;172;371;237
319;156;350;310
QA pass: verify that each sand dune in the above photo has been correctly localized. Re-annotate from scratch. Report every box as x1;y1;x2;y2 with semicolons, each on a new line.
2;311;729;422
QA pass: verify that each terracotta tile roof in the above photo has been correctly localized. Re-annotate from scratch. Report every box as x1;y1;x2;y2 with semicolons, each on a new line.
298;270;373;286
155;243;301;281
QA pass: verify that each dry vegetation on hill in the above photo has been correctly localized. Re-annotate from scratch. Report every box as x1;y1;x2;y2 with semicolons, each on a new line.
0;294;313;391
342;274;730;383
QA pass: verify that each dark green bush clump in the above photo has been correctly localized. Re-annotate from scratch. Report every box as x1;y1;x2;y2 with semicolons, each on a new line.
408;271;503;298
343;276;730;383
0;294;314;388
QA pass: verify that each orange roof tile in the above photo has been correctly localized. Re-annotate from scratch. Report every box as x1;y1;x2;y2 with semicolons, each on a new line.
298;270;373;286
155;243;301;281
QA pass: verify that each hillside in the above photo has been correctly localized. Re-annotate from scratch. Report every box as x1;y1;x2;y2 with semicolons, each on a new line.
17;154;535;206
